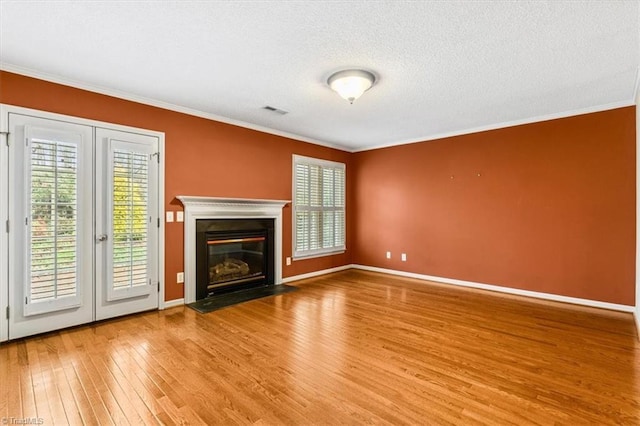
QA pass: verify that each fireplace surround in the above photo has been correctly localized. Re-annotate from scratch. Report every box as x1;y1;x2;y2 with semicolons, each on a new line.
177;196;289;304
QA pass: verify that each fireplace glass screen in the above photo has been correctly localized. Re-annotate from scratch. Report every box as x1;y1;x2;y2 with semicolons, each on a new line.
207;234;266;292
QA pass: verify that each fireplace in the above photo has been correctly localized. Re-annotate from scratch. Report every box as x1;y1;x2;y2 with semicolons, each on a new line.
196;219;274;299
177;196;289;304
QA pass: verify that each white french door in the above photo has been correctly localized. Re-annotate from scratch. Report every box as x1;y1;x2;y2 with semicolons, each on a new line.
95;128;159;320
5;110;161;339
8;114;94;338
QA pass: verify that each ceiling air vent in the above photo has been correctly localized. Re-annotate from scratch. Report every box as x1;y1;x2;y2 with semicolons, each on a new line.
262;105;289;115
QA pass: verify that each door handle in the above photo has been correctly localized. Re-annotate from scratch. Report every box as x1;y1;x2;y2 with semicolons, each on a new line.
96;234;108;242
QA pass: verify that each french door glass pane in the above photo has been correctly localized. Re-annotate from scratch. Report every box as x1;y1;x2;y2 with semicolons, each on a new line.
29;139;78;302
112;149;148;289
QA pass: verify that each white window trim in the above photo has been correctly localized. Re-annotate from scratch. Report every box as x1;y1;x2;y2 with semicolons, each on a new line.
292;154;346;260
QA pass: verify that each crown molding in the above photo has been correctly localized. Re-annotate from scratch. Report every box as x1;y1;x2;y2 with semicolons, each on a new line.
352;100;635;153
0;63;351;152
2;64;635;155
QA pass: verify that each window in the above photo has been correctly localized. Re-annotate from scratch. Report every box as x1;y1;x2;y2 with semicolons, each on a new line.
111;147;149;291
105;136;157;302
24;126;85;316
29;137;78;302
293;155;345;258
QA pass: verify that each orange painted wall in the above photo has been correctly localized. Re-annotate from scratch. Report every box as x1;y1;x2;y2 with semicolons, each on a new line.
0;71;352;301
2;71;635;306
352;108;636;305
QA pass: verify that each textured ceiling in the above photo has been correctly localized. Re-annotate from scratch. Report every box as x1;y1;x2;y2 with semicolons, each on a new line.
1;1;638;151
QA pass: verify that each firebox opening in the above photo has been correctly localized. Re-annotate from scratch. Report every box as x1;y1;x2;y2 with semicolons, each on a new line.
208;234;266;288
196;219;275;300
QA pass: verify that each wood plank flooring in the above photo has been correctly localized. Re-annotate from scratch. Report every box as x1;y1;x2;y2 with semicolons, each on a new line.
1;270;639;425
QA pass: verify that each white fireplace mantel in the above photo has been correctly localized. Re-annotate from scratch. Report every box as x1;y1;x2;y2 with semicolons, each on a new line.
177;196;290;304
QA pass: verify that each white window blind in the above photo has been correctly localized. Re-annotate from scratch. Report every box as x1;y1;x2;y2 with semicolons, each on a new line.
293;155;345;258
24;126;85;316
29;139;78;301
112;149;149;291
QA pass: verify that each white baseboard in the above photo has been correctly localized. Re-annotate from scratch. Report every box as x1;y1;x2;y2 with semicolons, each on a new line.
282;264;353;284
635;309;640;340
352;264;635;313
167;263;635;316
162;298;185;309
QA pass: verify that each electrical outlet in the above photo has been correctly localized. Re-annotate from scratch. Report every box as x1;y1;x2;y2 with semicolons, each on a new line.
177;272;184;283
386;251;391;259
401;253;407;262
286;257;291;266
176;211;184;222
166;211;174;222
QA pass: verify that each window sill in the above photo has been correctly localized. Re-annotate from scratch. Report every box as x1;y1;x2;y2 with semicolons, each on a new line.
292;250;345;261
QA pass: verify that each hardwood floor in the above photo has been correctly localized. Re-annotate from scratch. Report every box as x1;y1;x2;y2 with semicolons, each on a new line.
1;270;639;425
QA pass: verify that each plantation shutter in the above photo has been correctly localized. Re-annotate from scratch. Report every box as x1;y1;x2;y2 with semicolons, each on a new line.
293;155;346;258
24;126;84;316
106;139;154;301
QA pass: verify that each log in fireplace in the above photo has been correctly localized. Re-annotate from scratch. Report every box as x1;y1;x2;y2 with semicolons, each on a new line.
195;218;275;300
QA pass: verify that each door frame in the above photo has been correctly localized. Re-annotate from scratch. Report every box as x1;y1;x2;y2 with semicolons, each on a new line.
0;107;8;342
0;104;166;341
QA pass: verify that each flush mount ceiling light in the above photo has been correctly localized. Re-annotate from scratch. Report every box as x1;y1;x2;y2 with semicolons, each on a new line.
327;69;376;104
